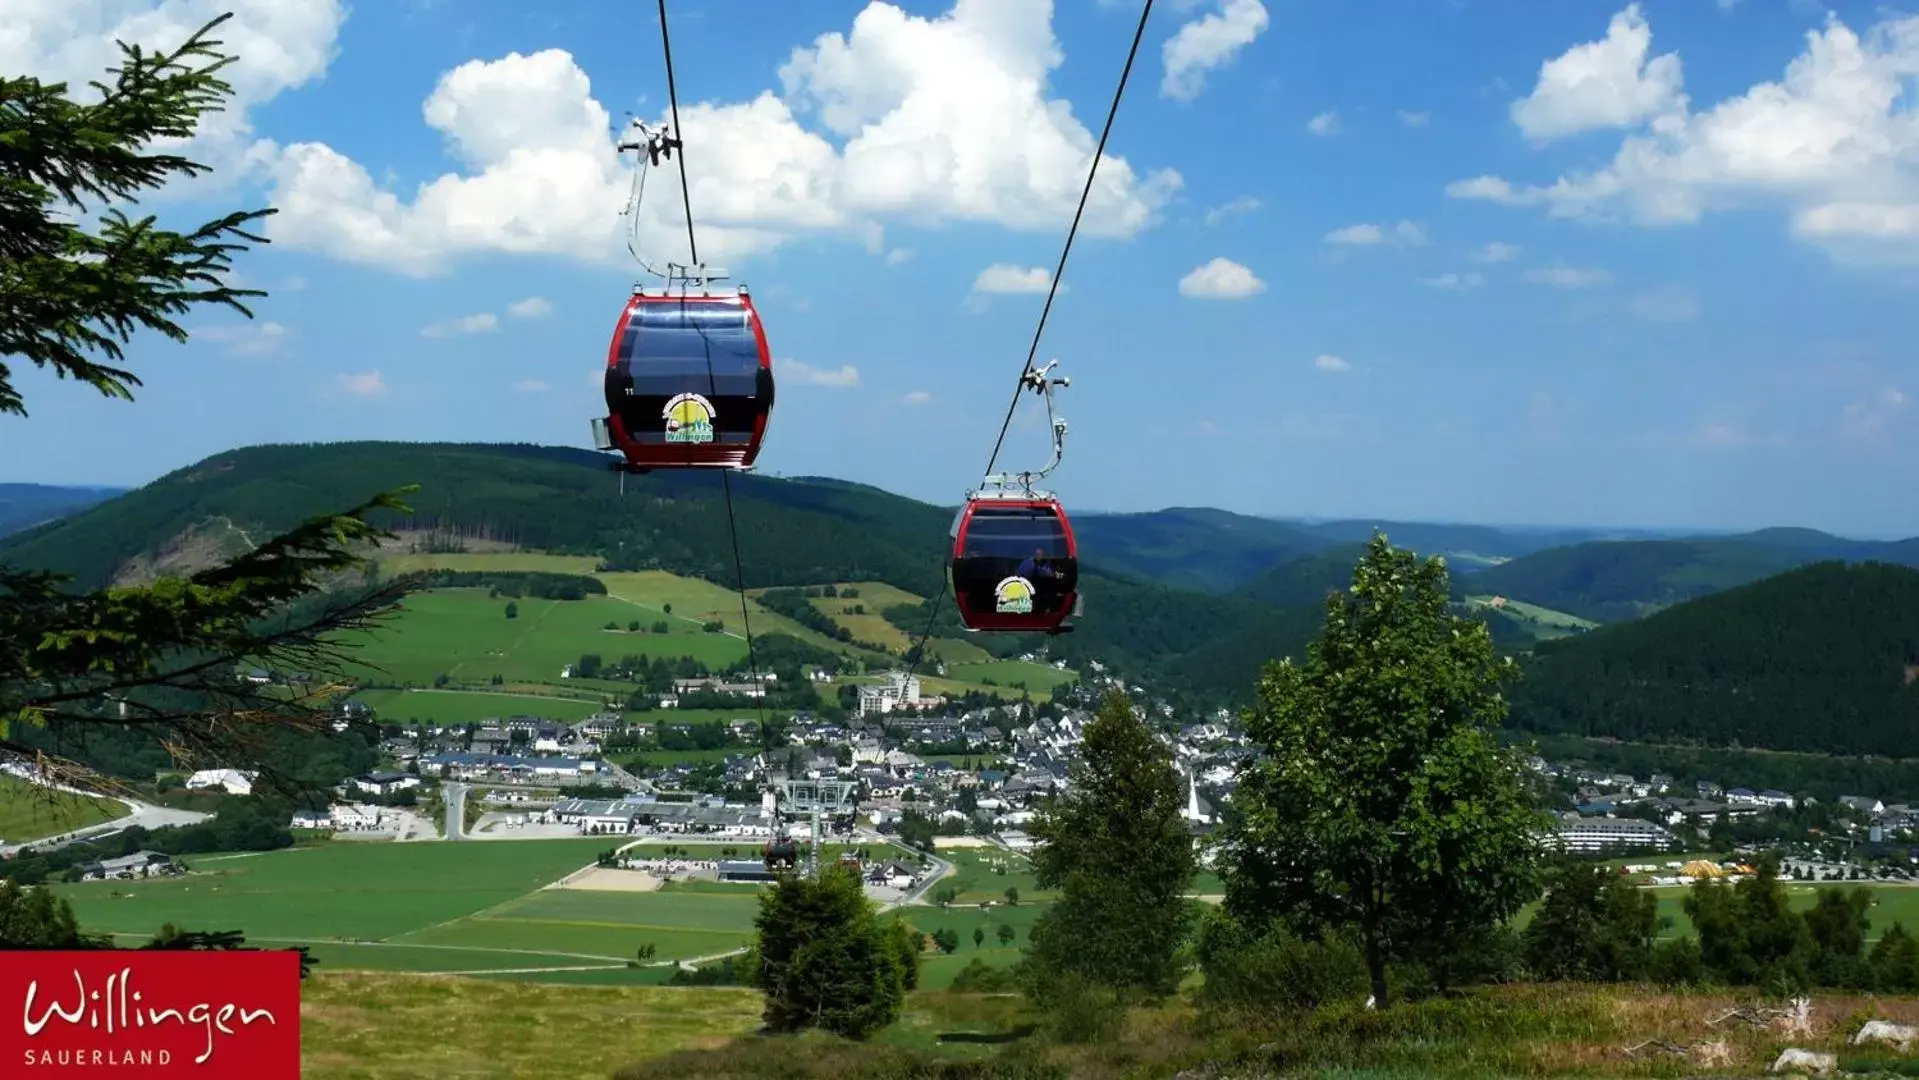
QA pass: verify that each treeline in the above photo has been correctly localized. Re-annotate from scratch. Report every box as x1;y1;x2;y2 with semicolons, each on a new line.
0;795;295;886
755;588;858;645
1519;860;1919;993
1509;562;1919;756
401;569;606;600
1521;733;1919;805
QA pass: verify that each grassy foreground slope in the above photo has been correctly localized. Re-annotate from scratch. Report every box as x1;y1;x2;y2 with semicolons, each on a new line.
296;976;1919;1080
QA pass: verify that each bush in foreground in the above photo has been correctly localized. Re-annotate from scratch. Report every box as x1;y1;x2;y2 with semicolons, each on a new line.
755;864;907;1039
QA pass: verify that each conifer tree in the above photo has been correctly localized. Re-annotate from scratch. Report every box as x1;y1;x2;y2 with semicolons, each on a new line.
0;15;411;790
1023;689;1196;1001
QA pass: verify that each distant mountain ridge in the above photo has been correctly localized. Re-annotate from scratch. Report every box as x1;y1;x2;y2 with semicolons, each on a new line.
9;440;1917;722
1468;532;1919;623
0;483;125;539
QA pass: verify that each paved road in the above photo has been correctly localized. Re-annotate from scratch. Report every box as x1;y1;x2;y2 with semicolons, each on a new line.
443;782;467;841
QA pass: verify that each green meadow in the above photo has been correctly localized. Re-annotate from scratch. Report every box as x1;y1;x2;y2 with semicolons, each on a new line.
58;840;608;944
345;588;749;686
352;688;608;725
0;776;123;845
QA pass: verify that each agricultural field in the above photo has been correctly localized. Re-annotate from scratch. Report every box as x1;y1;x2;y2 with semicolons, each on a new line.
344;588;749;686
359;554;1071;702
56;840;609;955
378;552;603;576
397;887;761;964
0;776;123;845
897;902;1050;989
937;847;1057;904
1465;594;1597;640
945;658;1077;693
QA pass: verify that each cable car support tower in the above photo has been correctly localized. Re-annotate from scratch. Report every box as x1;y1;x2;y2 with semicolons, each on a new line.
771;778;859;880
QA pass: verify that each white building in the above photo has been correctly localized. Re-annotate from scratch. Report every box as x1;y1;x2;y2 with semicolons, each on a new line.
1554;816;1678;854
329;805;383;830
184;769;256;796
858;672;923;716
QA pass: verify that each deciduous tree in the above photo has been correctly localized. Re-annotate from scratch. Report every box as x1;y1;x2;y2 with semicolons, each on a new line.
1220;534;1546;1006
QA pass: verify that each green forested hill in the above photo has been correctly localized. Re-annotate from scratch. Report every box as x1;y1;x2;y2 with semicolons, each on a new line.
0;442;1331;704
1064;507;1328;593
1231;544;1367;608
1507;562;1919;756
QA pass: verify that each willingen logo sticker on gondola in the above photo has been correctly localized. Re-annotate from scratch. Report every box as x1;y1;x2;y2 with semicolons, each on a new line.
662;393;716;444
3;950;301;1076
993;577;1036;615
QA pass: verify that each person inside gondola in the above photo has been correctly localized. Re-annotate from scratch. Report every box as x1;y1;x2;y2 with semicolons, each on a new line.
1015;547;1062;610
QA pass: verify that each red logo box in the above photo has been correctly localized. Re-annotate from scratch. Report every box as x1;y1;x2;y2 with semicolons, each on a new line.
0;950;300;1075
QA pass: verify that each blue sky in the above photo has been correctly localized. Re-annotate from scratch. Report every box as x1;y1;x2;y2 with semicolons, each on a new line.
6;0;1919;536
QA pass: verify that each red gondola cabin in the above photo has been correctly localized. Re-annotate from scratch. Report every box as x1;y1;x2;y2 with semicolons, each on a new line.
598;288;775;471
949;496;1080;633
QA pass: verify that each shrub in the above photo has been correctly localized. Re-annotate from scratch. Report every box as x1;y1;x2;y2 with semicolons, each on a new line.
1194;908;1369;1013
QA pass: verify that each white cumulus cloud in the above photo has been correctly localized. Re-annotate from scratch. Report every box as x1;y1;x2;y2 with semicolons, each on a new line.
263;1;1181;277
1162;0;1270;102
421;312;501;338
194;320;289;358
1418;273;1485;290
1452;5;1919;263
0;0;347;192
1473;241;1521;263
1313;354;1350;372
1307;110;1340;136
972;264;1056;295
1203;195;1261;226
900;390;932;405
1522;265;1610;288
335;371;386;397
1325;221;1428;246
780;359;862;388
508;296;553;318
1397;110;1431;127
1509;4;1685;141
1178;257;1265;299
1840;387;1907;440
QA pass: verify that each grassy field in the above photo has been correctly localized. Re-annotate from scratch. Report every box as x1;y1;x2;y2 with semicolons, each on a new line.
1466;594;1598;640
352;687;609;725
345;589;750;686
378;556;1053;695
397;888;762;963
937;847;1057;904
379;552;604;576
56;840;608;945
945;658;1077;693
0;776;123;845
